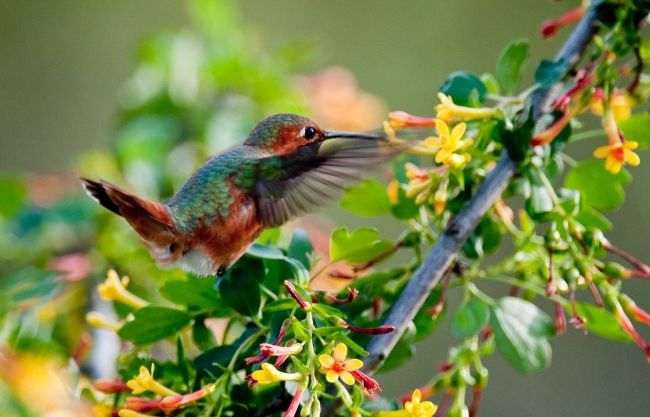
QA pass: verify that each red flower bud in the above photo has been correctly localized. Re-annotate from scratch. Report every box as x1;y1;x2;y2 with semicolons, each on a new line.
344;322;395;335
554;303;566;336
350;370;381;397
283;280;310;310
325;288;359;304
94;379;130;394
124;397;162;412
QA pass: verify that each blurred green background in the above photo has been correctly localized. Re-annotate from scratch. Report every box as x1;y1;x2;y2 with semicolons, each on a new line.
1;1;649;416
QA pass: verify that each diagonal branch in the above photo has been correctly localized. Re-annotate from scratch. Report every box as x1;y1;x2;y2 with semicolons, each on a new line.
361;6;600;376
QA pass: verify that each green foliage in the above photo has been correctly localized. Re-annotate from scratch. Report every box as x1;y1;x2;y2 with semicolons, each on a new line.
490;297;553;374
496;39;530;95
534;58;570;88
451;298;490;339
565;160;631;211
619;114;650;148
439;71;487;106
341;178;392;216
329;227;393;265
118;307;193;344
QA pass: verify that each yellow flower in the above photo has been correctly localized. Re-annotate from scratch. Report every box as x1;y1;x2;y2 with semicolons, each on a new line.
432;189;447;216
435;93;496;122
86;311;121;332
126;364;179;397
593;141;640;174
250;363;305;385
387;179;400;205
97;269;148;309
318;343;363;385
404;389;437;417
373;389;437;417
590;90;635;121
429;120;473;168
92;404;113;417
118;411;153;417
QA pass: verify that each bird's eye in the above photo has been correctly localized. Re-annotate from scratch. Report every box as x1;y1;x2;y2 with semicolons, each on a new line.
168;242;179;253
302;126;318;140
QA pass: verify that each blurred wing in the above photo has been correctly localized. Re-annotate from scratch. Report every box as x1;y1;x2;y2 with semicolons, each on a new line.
253;138;404;227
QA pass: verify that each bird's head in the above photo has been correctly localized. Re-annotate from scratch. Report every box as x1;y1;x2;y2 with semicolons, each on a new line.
244;113;382;154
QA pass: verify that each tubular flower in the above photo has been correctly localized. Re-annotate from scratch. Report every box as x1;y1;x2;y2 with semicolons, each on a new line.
160;384;216;412
435;93;496;122
386;179;400;204
318;343;363;385
124;397;162;413
94;378;130;394
92;404;113;417
593;108;640;174
590;89;635;121
405;163;434;202
540;4;586;38
388;111;436;129
86;312;121;332
594;141;640;174
250;363;305;385
428;120;473;168
97;269;148;309
126;364;179;397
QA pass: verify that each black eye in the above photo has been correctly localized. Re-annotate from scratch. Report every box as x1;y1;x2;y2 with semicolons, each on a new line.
303;126;317;140
168;242;178;253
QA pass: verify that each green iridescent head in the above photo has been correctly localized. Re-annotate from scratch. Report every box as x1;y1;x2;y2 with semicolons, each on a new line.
244;113;323;153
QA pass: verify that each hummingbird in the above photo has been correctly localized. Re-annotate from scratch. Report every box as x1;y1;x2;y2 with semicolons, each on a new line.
82;113;400;277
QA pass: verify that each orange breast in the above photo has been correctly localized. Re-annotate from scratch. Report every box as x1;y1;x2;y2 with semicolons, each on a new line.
191;183;264;270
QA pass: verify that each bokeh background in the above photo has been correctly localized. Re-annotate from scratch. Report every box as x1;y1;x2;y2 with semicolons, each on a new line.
1;1;649;416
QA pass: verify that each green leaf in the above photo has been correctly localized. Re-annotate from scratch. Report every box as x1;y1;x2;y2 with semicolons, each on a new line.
247;243;285;260
619;114;650;148
329;227;393;266
534;58;570;88
565;160;631;211
490;297;553;374
0;176;27;218
192;318;216;350
194;328;259;377
391;186;419;220
414;288;445;340
463;216;503;258
496;39;529;95
451;298;490;338
572;302;632;342
216;262;262;316
524;169;554;221
160;277;223;309
575;206;612;231
287;228;314;269
501;106;534;162
439;71;487;106
340;178;391;216
118;307;192;345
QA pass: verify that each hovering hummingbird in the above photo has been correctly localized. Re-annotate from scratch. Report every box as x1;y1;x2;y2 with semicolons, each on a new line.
82;113;399;277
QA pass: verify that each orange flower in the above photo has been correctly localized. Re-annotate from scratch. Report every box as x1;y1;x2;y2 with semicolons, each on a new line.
318;343;363;385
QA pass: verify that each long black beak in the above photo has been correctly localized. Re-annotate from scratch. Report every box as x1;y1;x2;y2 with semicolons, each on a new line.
324;130;385;140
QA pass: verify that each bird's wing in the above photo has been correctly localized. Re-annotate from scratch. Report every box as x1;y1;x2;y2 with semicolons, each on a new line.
249;138;403;227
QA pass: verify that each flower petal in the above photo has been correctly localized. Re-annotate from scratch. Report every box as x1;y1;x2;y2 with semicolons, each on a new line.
436;119;450;139
318;354;334;368
325;370;339;383
624;141;639;150
333;343;348;362
340;371;355;385
344;359;363;372
593;145;611;159
451;122;467;142
411;389;422;404
624;149;641;166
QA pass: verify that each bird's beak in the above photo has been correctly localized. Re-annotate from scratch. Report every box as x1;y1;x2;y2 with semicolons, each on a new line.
324;131;385;140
